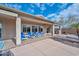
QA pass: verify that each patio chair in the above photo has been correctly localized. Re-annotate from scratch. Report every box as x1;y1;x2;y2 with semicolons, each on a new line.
26;32;33;38
31;32;35;37
39;32;44;37
33;32;40;38
33;32;38;37
21;32;27;41
34;32;43;38
29;32;36;38
37;32;42;37
22;32;34;39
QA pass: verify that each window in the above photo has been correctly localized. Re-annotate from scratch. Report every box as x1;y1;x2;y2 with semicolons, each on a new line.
47;28;50;33
22;25;30;33
27;27;30;33
32;26;37;32
23;26;27;32
39;26;43;32
22;24;44;33
35;26;37;32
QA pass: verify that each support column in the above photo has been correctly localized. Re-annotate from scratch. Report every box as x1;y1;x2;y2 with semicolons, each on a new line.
16;17;21;46
52;24;55;36
37;26;39;32
30;26;32;33
43;27;46;33
43;27;47;37
59;26;62;35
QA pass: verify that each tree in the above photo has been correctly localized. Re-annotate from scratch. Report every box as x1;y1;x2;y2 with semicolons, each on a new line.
71;23;79;39
56;16;67;28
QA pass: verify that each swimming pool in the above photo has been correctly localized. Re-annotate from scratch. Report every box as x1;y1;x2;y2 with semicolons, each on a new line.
0;41;4;49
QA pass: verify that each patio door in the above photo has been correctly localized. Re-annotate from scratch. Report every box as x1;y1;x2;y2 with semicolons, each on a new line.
0;23;2;40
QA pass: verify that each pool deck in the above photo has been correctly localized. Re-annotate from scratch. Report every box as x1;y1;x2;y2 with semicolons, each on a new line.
10;38;79;56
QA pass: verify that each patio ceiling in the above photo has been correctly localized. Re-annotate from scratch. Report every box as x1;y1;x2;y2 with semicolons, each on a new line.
0;13;16;20
21;16;53;26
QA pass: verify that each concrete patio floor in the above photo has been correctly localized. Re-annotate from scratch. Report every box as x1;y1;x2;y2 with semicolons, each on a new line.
10;38;79;56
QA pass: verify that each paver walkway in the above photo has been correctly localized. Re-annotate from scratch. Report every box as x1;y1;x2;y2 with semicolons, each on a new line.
10;38;79;56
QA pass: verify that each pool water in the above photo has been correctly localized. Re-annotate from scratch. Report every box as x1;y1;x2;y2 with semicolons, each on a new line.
0;41;14;56
0;41;4;49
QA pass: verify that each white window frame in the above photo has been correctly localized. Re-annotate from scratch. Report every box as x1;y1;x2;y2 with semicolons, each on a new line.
22;24;44;33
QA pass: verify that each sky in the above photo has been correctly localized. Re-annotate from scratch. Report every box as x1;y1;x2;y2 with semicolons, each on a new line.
0;3;79;22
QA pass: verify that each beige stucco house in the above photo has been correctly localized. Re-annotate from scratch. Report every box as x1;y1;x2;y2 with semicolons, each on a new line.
0;6;56;46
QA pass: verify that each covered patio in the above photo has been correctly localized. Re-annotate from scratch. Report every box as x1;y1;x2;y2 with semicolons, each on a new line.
0;6;56;49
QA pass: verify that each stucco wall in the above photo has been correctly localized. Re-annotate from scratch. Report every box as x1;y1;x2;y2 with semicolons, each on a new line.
0;17;16;39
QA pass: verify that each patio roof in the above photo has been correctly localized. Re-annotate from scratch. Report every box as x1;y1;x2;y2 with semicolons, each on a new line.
0;5;54;24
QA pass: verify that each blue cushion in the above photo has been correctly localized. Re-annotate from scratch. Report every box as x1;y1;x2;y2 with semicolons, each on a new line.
21;32;26;40
26;32;32;38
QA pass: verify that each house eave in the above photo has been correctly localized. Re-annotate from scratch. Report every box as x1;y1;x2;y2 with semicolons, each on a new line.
0;5;54;24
